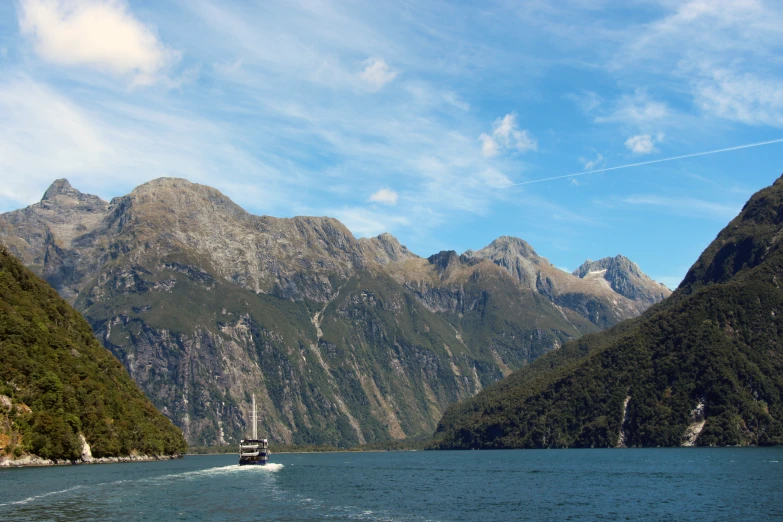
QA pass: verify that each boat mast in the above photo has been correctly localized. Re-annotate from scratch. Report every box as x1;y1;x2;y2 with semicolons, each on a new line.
252;393;257;440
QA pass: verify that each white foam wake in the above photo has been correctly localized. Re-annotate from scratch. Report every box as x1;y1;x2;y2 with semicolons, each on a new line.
149;462;284;483
0;463;284;507
0;485;85;507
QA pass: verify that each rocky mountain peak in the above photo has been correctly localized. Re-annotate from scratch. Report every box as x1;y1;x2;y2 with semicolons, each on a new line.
428;250;460;272
122;177;246;217
39;178;106;211
42;178;75;200
573;255;670;305
377;232;403;247
573;255;638;278
465;236;540;261
359;232;418;265
462;236;551;290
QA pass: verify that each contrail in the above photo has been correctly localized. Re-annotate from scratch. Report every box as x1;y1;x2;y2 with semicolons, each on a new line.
504;137;783;187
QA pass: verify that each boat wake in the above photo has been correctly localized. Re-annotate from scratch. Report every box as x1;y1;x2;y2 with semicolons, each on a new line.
0;485;86;507
149;462;284;483
0;463;284;507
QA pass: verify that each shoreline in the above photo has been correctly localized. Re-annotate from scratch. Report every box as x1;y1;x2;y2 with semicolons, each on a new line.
185;449;422;457
0;454;184;468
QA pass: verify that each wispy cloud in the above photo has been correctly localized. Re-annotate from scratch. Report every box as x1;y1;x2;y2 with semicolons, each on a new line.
614;0;783;127
18;0;179;86
621;194;741;221
596;89;668;125
567;90;602;114
695;69;783;127
442;91;470;111
2;0;781;278
331;206;409;238
579;151;603;170
479;113;537;158
0;75;290;210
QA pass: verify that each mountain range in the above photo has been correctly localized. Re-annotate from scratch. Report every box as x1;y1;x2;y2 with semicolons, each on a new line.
0;178;668;446
432;174;783;448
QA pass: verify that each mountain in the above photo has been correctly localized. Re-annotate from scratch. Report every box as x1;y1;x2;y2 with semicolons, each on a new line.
0;245;186;463
572;255;670;307
431;174;783;449
466;238;670;328
0;178;666;446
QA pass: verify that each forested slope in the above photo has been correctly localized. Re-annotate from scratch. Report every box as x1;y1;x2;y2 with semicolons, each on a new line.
0;246;186;461
432;174;783;449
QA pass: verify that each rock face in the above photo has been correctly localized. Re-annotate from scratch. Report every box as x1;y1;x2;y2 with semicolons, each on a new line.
432;174;783;449
0;178;667;446
467;237;671;328
573;255;670;307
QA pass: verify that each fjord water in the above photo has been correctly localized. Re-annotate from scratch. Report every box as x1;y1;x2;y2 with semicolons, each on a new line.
1;449;782;521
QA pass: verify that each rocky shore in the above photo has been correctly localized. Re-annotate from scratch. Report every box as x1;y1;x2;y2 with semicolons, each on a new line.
0;453;183;468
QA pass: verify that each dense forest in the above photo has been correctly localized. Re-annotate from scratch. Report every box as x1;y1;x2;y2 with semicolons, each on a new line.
0;245;187;461
431;175;783;449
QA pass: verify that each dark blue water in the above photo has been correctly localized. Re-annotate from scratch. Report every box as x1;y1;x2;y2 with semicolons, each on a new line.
1;449;782;521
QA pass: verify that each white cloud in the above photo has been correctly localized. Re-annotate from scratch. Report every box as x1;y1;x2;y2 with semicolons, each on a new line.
479;113;537;157
624;133;663;155
478;133;498;157
695;69;783;127
332;207;409;238
622;194;741;221
0;77;111;203
442;91;470;111
18;0;178;86
0;76;291;212
579;151;603;170
597;89;668;124
369;187;398;205
567;90;602;113
614;1;783;127
478;168;512;189
359;58;397;91
403;82;470;112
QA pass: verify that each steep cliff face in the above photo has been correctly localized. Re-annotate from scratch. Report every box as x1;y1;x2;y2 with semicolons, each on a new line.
0;178;667;446
80;255;508;446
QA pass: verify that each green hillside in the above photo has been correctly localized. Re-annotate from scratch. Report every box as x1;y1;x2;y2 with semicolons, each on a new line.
0;246;186;461
431;175;783;449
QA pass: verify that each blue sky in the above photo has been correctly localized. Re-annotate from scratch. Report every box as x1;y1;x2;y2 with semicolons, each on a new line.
2;0;783;289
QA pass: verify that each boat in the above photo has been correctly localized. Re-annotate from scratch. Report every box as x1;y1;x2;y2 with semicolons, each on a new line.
239;394;269;466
